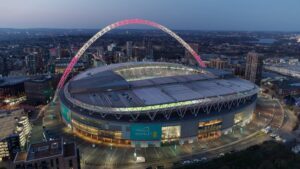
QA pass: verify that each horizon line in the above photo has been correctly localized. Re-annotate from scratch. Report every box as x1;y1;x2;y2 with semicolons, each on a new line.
0;27;299;33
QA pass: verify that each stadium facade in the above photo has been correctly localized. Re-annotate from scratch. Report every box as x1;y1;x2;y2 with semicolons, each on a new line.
59;62;258;147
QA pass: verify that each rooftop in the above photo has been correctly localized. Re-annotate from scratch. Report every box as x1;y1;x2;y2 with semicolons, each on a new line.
27;75;52;83
14;139;76;163
63;142;76;157
0;76;29;87
14;152;27;162
26;139;63;161
0;109;23;140
268;63;300;71
271;79;300;90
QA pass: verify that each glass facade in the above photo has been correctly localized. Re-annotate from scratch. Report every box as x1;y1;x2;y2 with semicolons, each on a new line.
161;125;181;142
198;119;222;140
1;136;21;160
0;141;9;160
72;120;122;139
234;111;253;125
71;119;128;145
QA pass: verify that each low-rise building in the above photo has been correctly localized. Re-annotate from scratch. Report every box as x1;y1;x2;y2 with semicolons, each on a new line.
24;75;54;105
14;139;80;169
55;58;87;74
0;76;29;99
265;63;300;79
208;58;228;70
262;78;300;98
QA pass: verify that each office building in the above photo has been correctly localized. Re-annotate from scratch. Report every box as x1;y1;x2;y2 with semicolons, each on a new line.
24;75;54;105
209;58;228;70
0;109;31;161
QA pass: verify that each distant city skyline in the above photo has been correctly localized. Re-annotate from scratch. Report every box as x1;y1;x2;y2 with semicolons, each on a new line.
0;0;300;31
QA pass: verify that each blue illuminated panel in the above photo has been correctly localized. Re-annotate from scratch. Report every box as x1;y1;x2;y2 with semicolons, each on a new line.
130;124;162;141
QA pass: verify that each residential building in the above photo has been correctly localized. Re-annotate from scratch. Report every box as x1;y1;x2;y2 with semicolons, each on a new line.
245;52;263;85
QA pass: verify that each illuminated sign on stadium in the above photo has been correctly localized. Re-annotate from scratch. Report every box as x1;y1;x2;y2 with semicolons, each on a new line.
130;124;162;141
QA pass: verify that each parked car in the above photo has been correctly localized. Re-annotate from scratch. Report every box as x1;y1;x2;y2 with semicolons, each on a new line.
136;156;146;163
218;153;225;157
182;160;192;165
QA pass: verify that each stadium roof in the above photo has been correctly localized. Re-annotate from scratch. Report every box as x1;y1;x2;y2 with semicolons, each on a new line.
66;62;256;108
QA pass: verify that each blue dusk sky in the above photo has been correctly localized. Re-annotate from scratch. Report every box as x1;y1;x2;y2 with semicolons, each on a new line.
0;0;299;31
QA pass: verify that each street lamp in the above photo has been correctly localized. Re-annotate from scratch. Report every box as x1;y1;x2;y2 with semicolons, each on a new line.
134;148;137;157
240;127;244;134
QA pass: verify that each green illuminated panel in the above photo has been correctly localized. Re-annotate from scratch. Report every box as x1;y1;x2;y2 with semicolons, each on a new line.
60;103;71;124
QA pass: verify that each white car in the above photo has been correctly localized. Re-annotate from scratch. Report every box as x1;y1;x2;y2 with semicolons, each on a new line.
192;159;201;163
218;153;225;157
182;160;192;165
292;145;300;154
201;157;207;161
261;126;272;134
270;133;277;138
136;156;146;163
275;136;283;142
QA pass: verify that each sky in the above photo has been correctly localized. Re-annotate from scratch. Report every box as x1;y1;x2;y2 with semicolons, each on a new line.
0;0;300;31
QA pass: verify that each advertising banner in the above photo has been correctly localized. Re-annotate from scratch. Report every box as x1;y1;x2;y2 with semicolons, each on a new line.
130;124;162;141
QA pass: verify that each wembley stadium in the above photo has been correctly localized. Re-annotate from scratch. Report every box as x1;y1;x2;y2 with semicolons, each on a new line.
59;62;258;147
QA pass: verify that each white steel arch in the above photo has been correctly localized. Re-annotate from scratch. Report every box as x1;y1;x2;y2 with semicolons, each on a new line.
54;19;206;101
